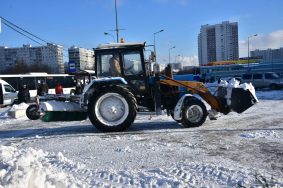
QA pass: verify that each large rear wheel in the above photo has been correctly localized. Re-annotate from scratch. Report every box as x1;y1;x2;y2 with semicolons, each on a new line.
88;86;137;132
182;97;207;128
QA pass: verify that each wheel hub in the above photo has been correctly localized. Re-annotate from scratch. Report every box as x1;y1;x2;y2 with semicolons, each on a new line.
95;93;129;126
186;105;203;123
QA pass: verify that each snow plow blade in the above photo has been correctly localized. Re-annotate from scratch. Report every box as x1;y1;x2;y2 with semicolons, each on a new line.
41;111;87;122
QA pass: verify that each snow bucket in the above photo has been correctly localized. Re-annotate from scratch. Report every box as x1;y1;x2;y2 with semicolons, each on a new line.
230;87;258;113
216;79;258;114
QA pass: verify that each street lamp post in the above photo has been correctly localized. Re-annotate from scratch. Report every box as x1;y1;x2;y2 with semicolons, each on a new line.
248;34;258;69
114;0;119;43
169;46;175;64
104;32;115;42
153;29;164;63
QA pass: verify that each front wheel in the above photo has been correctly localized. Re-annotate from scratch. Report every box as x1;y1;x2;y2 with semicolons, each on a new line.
88;86;137;132
182;98;207;128
26;104;40;120
170;112;181;123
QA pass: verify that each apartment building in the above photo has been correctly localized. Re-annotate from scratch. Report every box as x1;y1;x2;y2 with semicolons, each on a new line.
198;21;239;65
0;43;64;73
68;46;94;71
251;47;283;61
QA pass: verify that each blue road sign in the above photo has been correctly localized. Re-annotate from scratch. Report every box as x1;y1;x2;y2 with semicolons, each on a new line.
68;61;76;73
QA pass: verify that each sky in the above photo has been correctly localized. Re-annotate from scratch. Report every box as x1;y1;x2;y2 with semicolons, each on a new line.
0;0;283;66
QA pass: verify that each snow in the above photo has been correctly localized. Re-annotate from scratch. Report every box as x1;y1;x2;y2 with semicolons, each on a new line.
256;90;283;100
0;145;86;188
0;90;283;187
9;103;29;112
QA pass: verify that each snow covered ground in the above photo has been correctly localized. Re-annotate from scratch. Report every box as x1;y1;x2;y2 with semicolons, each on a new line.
0;90;283;187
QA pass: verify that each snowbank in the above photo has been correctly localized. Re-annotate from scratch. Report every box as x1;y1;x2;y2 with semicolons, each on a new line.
0;103;29;122
0;145;84;188
8;103;30;119
256;90;283;100
1;144;281;188
9;103;29;112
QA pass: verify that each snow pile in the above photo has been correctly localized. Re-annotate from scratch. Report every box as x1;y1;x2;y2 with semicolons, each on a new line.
206;78;258;103
0;108;10;119
240;130;282;140
7;103;30;119
256;90;283;100
0;145;85;188
0;104;29;123
0;103;29;119
9;103;29;112
225;78;258;104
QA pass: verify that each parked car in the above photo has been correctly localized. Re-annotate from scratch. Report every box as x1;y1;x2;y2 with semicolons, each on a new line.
241;72;283;90
0;79;18;106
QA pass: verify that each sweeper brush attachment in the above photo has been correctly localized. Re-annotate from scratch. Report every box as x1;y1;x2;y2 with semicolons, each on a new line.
39;101;87;122
41;111;87;122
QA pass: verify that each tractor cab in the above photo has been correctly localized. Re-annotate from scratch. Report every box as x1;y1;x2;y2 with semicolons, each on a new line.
94;42;155;109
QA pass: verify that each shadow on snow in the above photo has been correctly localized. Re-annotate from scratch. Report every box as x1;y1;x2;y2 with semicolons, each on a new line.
0;120;282;140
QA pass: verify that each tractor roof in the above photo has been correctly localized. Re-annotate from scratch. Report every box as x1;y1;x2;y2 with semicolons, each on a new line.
95;42;145;50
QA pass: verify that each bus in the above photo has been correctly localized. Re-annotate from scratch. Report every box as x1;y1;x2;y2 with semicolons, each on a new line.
0;73;76;100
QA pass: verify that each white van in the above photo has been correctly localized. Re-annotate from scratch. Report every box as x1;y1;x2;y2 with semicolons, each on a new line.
0;79;18;106
242;72;283;90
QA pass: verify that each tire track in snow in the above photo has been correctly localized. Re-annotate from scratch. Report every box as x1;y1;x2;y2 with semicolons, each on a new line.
1;143;283;187
44;152;283;188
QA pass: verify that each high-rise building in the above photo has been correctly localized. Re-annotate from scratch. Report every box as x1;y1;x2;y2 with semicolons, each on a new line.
198;21;239;65
0;43;64;73
68;46;94;71
251;48;283;61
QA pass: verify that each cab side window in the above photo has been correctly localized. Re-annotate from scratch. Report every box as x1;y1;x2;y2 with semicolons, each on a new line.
97;54;122;77
122;52;143;75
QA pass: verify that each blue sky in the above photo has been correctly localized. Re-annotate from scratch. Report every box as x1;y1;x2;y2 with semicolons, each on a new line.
1;0;283;65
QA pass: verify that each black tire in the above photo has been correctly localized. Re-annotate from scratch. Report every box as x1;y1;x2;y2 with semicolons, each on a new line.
181;97;207;128
26;104;40;120
170;112;181;123
88;86;137;132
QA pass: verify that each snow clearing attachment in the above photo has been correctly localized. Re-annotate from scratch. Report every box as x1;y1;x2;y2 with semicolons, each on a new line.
26;42;258;132
26;95;88;122
160;76;258;119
